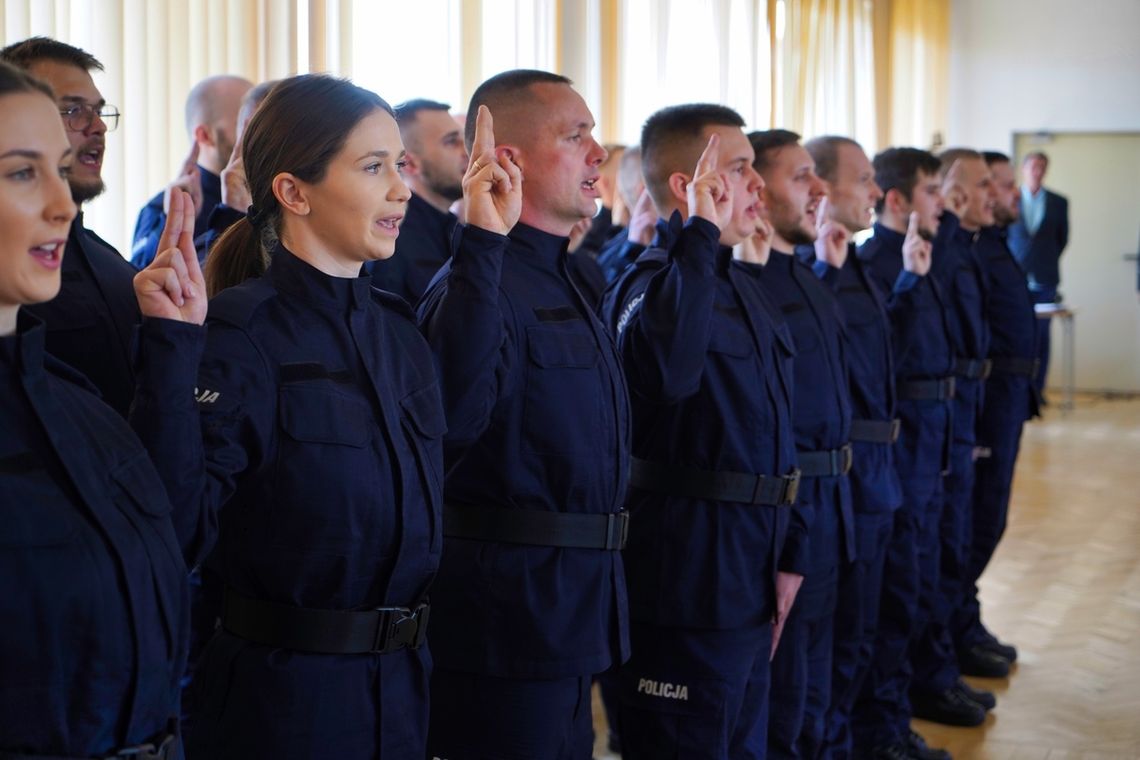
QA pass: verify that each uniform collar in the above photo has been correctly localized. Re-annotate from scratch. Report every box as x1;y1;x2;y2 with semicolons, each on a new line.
200;165;222;203
507;222;569;269
768;247;796;272
267;243;374;311
650;210;685;251
1;311;47;377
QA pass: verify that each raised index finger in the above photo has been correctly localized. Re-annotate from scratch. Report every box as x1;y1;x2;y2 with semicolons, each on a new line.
158;188;187;257
470;105;496;160
694;133;721;177
183;141;200;173
907;210;920;236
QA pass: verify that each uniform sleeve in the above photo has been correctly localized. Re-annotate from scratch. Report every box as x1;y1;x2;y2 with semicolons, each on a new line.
417;223;515;447
130;317;275;568
193;204;245;264
130;198;166;269
616;217;721;405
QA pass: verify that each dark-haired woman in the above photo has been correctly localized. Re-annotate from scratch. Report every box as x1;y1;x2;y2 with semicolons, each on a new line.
132;74;444;758
0;61;187;758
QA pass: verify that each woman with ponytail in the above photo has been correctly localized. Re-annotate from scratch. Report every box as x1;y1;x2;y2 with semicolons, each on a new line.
131;74;444;758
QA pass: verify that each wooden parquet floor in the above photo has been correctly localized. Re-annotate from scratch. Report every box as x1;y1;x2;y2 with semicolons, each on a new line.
592;395;1140;759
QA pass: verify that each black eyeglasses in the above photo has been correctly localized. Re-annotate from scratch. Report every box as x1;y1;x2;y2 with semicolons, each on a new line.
59;103;120;132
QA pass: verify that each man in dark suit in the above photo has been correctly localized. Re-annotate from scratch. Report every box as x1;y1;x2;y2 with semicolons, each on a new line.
1007;151;1069;397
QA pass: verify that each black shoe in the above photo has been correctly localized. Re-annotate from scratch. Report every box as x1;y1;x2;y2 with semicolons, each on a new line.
976;635;1018;663
954;680;995;711
910;686;987;726
868;739;913;760
907;730;952;760
958;645;1011;678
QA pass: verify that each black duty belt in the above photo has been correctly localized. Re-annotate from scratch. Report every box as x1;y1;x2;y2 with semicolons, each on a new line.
443;503;629;550
898;377;956;401
0;725;178;760
797;444;854;477
849;418;901;444
954;357;993;380
629;457;800;507
989;356;1039;377
221;588;429;655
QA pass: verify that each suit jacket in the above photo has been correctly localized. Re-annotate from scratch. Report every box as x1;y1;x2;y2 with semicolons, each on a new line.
1008;188;1069;289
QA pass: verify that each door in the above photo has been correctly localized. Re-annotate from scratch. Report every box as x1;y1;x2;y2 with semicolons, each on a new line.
1014;131;1140;394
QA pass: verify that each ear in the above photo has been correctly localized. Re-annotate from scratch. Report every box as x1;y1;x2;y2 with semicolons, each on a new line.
666;171;691;207
884;187;906;216
193;124;213;148
495;144;521;171
272;172;310;217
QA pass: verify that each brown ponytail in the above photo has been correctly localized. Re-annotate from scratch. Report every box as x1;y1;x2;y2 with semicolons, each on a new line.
203;219;271;297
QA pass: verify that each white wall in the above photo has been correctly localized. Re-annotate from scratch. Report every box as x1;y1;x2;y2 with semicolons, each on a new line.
948;0;1140;151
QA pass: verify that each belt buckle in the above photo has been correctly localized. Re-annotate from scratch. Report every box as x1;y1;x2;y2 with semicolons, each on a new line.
889;418;901;444
374;605;426;653
840;443;854;475
981;359;993;379
783;469;801;505
604;511;629;550
111;732;176;760
945;376;956;399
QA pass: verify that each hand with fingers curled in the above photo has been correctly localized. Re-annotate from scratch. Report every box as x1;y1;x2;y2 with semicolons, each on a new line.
735;215;775;265
902;210;933;277
813;197;851;269
687;133;733;231
163;141;204;217
627;188;658;246
771;571;804;660
462;105;523;236
134;189;208;325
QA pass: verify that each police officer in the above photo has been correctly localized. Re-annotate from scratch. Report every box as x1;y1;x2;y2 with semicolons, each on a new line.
417;70;630;759
749;129;854;760
600;104;798;758
951;151;1037;671
1;37;139;418
131;75;444;759
368;98;466;304
853;147;955;760
800;136;903;759
0;60;187;760
907;149;1001;729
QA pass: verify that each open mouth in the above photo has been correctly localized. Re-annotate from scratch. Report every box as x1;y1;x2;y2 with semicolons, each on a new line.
77;148;102;168
376;215;403;234
30;240;65;268
581;176;600;193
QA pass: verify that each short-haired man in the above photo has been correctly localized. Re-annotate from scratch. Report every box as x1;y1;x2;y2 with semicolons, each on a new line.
852;146;956;760
600;104;798;757
801;135;902;758
131;74;252;267
905;148;1000;728
596;146;657;283
1008;151;1068;397
1;36;139;418
417;70;630;759
950;151;1037;674
749;129;854;760
369;98;467;304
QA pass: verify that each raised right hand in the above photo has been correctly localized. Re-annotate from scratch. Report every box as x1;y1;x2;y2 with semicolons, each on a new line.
163;141;204;217
462;105;523;235
902;210;933;276
627;188;658;246
134;189;207;325
220;140;251;211
687;133;732;230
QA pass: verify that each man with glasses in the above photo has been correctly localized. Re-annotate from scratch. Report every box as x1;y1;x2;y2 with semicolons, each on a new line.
1;37;139;418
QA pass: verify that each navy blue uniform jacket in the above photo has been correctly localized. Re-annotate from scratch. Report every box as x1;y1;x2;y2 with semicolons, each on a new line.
798;243;903;515
131;248;443;753
601;215;796;628
23;215;139;419
931;212;989;447
1008;189;1068;289
371;191;457;306
2;314;187;757
858;223;955;478
758;249;854;569
418;222;631;679
977;226;1038;420
131;166;222;267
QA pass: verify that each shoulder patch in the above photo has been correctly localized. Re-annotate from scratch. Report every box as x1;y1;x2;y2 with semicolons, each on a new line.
207;278;277;328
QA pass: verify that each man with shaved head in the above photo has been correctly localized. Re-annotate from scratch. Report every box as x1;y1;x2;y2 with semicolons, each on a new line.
418;69;630;759
749;129;854;760
599;103;796;757
131;74;252;266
